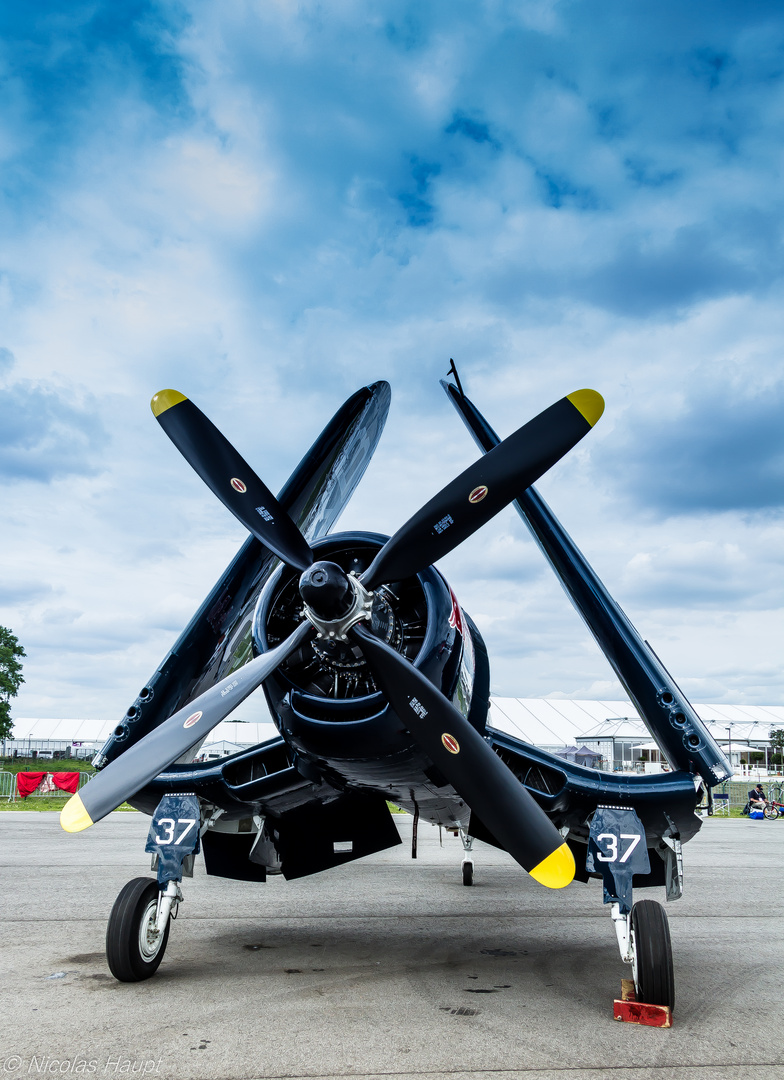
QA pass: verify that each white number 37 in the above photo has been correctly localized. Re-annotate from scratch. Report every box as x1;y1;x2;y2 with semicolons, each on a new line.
595;832;642;863
154;817;197;846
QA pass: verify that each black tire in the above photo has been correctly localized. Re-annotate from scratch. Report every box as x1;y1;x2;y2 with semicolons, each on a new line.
764;806;779;820
631;899;675;1009
462;861;473;886
106;877;170;982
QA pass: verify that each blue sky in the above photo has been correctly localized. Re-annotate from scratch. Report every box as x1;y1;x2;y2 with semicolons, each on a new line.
2;0;783;721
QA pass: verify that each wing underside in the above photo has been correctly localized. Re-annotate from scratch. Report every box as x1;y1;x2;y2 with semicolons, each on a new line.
133;734;402;881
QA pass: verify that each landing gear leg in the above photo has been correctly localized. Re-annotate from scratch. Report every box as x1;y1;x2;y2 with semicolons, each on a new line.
106;878;181;982
589;806;675;1010
459;827;474;886
106;794;199;982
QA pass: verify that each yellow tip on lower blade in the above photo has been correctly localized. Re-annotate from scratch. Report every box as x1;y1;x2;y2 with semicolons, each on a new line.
528;842;575;889
151;389;188;417
60;792;94;833
567;389;605;428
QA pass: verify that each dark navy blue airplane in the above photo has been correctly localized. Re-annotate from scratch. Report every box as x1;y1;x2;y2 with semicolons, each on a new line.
62;371;731;1008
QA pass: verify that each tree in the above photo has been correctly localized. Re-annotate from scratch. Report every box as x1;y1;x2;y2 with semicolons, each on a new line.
0;627;25;741
770;728;784;768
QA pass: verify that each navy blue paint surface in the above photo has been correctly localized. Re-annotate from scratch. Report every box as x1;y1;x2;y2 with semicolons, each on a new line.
145;795;201;886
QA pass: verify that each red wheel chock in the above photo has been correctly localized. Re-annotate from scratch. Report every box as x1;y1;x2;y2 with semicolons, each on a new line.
613;979;673;1027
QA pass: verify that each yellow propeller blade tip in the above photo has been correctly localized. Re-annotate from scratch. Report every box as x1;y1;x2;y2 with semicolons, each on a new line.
151;389;188;417
567;389;605;428
60;792;94;833
528;842;576;889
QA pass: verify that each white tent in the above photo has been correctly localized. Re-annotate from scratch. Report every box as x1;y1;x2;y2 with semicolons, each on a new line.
488;698;784;750
7;701;783;767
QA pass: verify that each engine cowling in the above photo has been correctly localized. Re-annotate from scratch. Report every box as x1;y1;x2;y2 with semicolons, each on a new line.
252;531;488;766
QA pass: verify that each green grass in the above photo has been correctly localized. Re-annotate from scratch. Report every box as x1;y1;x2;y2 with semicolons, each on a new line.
0;757;95;775
2;796;72;811
0;796;137;812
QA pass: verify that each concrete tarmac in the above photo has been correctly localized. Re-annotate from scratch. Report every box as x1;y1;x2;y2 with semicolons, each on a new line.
0;811;782;1080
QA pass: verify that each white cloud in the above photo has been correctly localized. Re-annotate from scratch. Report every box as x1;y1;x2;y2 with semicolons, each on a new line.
2;0;783;723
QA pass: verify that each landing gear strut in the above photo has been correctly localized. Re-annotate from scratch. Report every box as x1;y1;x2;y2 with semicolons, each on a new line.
106;877;181;982
459;826;474;886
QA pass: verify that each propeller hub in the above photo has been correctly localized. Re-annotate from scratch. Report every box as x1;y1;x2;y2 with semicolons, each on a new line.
299;561;354;621
299;561;374;642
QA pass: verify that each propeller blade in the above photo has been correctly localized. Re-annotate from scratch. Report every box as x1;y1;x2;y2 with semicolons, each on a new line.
441;380;734;785
361;390;603;590
61;621;312;833
151;390;315;572
351;624;575;888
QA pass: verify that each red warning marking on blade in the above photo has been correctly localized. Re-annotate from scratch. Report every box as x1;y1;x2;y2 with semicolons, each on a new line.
441;733;460;754
183;711;203;729
231;478;247;493
468;485;488;504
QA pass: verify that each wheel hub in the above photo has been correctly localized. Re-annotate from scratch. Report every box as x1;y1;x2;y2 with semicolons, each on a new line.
139;899;164;960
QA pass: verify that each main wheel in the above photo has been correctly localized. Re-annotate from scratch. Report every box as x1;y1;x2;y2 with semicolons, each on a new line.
462;860;474;886
106;877;170;982
631;899;675;1009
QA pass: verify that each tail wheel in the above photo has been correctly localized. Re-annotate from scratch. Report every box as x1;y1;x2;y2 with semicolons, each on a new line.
631;899;675;1009
106;877;170;982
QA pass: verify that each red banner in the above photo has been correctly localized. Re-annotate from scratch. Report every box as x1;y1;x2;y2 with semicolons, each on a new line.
15;772;80;797
52;772;79;794
16;772;46;798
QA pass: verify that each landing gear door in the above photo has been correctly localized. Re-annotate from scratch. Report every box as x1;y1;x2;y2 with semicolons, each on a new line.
586;806;650;914
145;795;201;886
